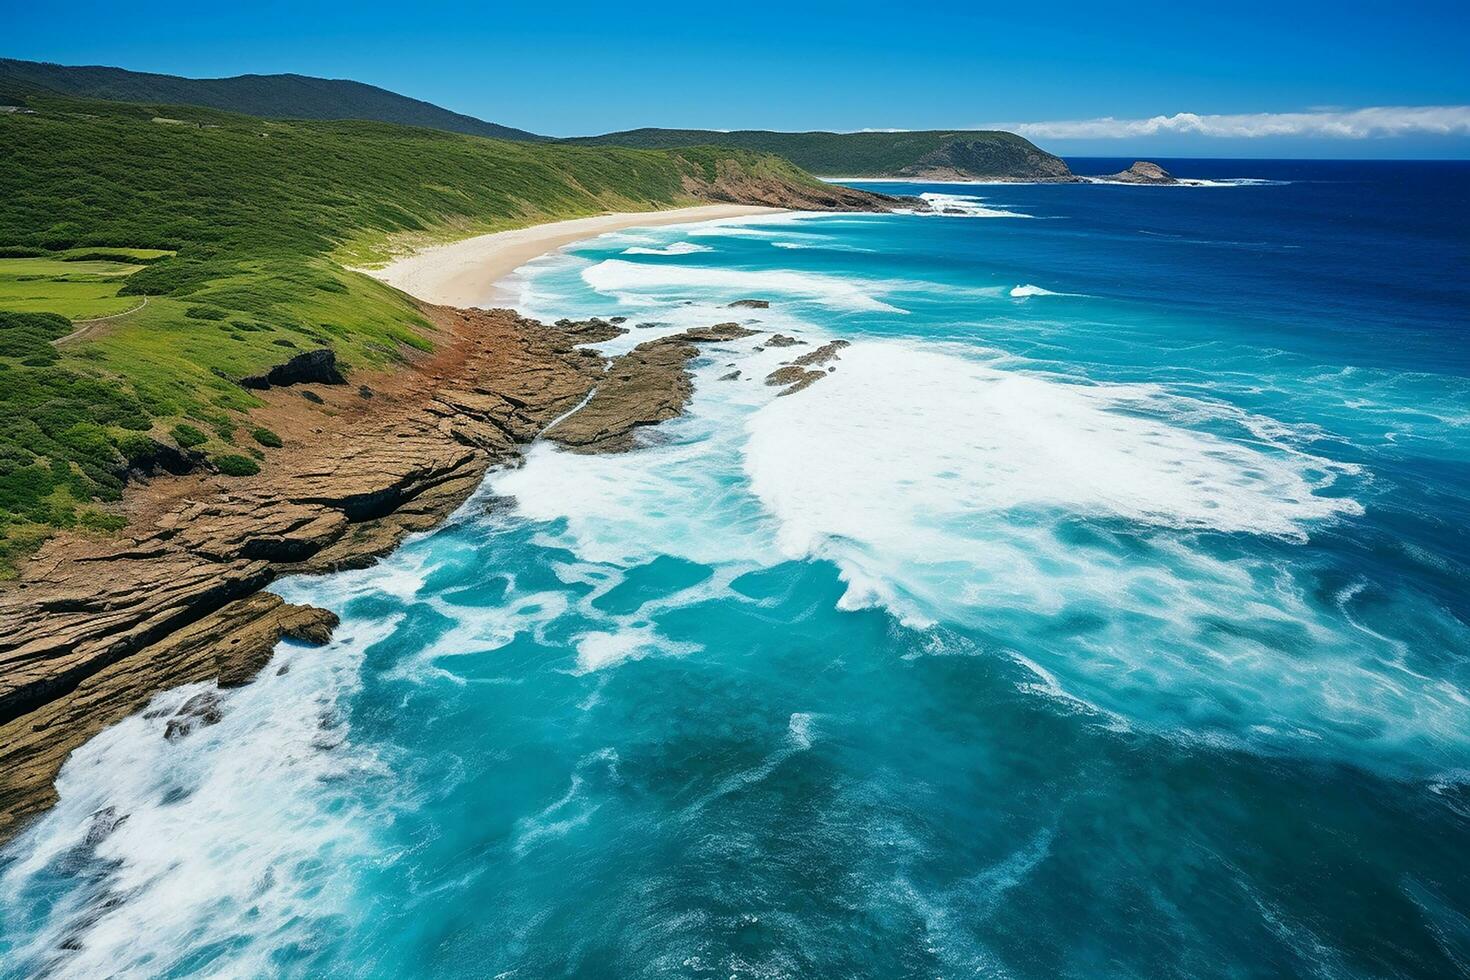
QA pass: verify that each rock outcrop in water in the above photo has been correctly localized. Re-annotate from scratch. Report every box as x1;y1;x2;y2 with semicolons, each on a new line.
546;324;756;453
0;307;765;840
765;339;851;395
1092;161;1178;185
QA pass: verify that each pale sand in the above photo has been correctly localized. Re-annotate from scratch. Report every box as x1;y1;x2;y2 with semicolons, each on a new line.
362;205;785;308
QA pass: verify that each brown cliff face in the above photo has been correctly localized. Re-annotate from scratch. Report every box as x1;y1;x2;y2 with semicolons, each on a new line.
682;161;926;211
0;306;774;840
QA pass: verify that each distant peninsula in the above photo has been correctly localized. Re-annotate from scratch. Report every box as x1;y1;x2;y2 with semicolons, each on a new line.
573;129;1078;182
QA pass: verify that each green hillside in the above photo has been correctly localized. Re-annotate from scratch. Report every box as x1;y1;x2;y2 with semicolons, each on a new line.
573;128;1075;181
0;92;834;572
0;57;543;141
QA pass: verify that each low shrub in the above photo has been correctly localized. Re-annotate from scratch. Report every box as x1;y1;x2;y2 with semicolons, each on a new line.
213;453;260;477
250;426;282;448
170;423;208;448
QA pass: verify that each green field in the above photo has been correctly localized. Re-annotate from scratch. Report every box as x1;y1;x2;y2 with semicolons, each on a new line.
0;92;832;573
0;257;149;319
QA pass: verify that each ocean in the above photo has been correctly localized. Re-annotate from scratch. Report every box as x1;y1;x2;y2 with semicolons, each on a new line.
3;159;1469;977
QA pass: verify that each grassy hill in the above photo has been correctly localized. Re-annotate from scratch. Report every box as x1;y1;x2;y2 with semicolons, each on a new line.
0;91;842;572
0;57;543;141
572;129;1075;181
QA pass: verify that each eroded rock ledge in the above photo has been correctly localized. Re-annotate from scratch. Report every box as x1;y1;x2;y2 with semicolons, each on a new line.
0;306;761;839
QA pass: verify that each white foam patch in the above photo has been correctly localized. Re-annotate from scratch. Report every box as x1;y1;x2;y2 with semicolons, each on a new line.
493;350;795;569
745;340;1360;553
621;241;713;256
1010;284;1063;298
581;259;907;313
732;340;1470;763
574;624;699;673
915;192;1032;218
1083;176;1288;188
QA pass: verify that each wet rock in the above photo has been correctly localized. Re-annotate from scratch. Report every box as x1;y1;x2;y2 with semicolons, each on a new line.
765;365;827;394
766;334;803;348
792;340;851;367
84;806;127;846
545;324;755;453
481;494;518;515
719;370;742;381
678;322;758;342
727;299;770;309
163;690;223;741
239;349;345;390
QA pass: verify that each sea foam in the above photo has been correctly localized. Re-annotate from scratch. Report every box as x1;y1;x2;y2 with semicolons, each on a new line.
621;241;713;256
581;259;907;313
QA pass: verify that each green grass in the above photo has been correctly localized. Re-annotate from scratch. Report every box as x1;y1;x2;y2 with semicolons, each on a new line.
0;256;148;320
0;257;144;277
0;92;832;574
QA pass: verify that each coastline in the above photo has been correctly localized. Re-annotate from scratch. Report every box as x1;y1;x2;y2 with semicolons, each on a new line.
362;205;786;308
0;199;860;842
0;304;761;839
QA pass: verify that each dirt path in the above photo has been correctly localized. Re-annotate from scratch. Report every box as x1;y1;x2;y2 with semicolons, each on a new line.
54;295;147;345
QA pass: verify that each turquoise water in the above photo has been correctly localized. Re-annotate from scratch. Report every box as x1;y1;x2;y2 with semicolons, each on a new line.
4;161;1469;977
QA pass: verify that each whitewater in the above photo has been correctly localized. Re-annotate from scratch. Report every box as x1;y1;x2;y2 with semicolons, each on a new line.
3;161;1469;978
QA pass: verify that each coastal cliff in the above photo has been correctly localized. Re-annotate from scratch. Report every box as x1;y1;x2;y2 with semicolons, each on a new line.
0;306;791;838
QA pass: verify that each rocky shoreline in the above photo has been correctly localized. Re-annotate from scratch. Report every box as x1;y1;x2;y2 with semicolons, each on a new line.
0;304;779;840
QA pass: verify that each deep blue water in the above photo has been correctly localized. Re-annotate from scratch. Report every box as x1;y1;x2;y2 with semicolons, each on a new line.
3;161;1469;978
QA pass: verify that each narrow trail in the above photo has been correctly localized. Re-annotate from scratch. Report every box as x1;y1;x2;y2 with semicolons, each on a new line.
54;295;148;345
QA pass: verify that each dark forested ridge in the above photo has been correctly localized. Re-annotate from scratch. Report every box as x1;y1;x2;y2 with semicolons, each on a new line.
0;57;543;141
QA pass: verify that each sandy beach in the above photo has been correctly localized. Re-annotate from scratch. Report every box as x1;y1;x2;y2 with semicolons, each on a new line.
363;205;785;308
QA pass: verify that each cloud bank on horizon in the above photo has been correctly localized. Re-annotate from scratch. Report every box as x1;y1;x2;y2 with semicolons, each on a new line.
992;106;1470;140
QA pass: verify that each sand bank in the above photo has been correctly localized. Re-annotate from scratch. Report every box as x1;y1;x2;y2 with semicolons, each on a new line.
362;205;784;308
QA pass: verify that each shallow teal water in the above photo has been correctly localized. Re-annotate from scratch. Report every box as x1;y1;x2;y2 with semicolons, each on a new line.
3;162;1469;977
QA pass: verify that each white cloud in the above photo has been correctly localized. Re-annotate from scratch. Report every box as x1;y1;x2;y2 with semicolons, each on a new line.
991;106;1470;140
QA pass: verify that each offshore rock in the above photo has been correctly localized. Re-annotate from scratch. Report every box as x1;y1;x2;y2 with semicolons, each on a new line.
1094;161;1178;184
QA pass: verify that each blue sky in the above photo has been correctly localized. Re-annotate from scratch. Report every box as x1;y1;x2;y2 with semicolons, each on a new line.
6;0;1469;157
